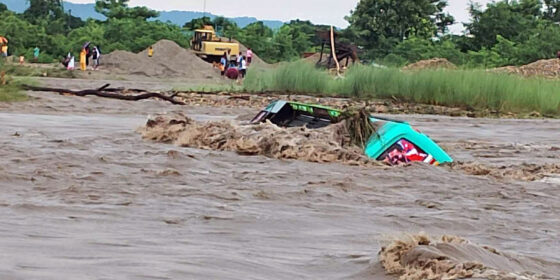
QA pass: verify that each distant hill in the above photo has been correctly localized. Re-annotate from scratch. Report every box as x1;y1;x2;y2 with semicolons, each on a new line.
0;0;285;29
0;0;25;12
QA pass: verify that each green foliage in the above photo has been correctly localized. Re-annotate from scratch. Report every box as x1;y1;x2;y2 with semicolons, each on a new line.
378;37;466;66
0;11;50;56
370;0;560;68
4;0;560;72
184;16;241;40
101;19;189;53
244;63;560;116
543;0;560;22
183;16;213;30
465;0;541;51
184;17;327;63
213;17;240;39
346;0;453;58
1;0;187;62
2;64;76;78
234;20;326;63
0;71;27;102
0;84;27;102
284;20;324;53
24;0;64;23
236;21;275;61
95;0;159;20
244;61;329;93
24;0;84;34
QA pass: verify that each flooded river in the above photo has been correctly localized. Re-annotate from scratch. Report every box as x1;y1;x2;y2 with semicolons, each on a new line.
0;87;559;279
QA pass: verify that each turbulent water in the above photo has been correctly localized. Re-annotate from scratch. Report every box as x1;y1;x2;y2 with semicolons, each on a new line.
1;85;559;279
139;113;378;166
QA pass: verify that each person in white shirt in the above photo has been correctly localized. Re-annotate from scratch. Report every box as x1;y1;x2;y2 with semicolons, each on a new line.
236;52;243;66
238;55;247;78
67;56;75;70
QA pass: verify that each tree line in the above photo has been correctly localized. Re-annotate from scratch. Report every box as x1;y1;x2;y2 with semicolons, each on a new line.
2;0;560;67
0;0;188;62
346;0;560;67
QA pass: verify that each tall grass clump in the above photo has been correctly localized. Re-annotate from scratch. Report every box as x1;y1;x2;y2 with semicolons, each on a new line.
245;61;331;93
245;62;560;116
2;64;77;79
0;79;27;102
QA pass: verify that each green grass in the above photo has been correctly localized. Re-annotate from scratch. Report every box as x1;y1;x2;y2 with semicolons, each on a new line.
243;62;560;116
2;64;77;79
172;83;244;93
0;82;27;102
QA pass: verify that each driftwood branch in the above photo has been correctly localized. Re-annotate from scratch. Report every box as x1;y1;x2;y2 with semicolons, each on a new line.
22;84;185;105
104;87;149;93
97;83;111;91
229;95;250;101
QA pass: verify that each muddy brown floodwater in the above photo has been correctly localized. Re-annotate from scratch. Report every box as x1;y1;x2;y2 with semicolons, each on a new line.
0;80;559;280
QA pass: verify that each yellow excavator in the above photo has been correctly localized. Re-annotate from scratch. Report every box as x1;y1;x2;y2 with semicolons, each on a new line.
191;25;240;62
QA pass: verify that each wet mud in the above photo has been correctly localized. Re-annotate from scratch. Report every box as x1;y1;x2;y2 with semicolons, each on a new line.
0;80;559;279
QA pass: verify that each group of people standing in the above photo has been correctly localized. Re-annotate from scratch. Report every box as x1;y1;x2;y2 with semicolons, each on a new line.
0;40;41;64
20;47;40;64
219;48;253;79
62;43;101;71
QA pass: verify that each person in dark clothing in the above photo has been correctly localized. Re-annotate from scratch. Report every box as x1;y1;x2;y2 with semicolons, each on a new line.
220;52;227;76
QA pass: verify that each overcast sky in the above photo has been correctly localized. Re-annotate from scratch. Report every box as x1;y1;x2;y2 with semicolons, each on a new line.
66;0;493;33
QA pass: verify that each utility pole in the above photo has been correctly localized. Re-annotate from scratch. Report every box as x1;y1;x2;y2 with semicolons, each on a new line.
203;0;206;17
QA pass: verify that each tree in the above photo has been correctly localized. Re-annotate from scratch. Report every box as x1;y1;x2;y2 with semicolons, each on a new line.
95;0;159;20
0;3;7;12
285;20;327;53
435;12;455;35
102;18;189;53
269;25;299;61
0;11;51;55
236;22;275;61
465;0;542;50
24;0;64;22
183;16;212;30
212;17;240;39
22;0;84;35
345;0;453;58
543;0;560;22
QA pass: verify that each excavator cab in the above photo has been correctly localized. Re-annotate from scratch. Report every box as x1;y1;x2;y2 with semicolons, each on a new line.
191;25;240;61
192;27;214;51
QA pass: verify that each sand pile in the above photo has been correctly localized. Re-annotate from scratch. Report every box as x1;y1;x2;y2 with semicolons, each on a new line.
103;40;217;79
302;53;323;64
380;234;550;280
237;41;270;68
138;113;384;166
403;58;457;71
493;59;560;78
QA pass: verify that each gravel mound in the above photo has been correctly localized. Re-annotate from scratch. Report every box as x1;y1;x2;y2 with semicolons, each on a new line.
493;59;560;78
403;58;457;70
103;40;217;79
